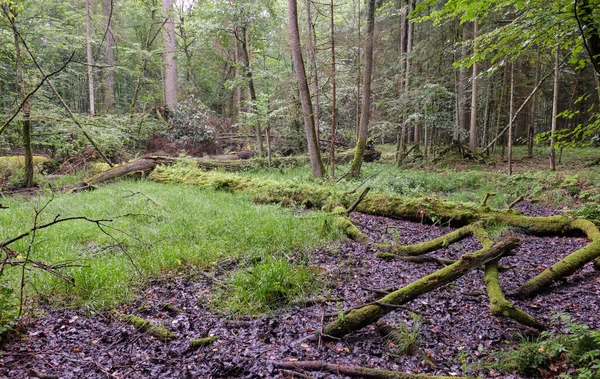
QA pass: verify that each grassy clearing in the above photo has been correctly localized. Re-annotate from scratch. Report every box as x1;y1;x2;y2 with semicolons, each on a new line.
0;180;344;314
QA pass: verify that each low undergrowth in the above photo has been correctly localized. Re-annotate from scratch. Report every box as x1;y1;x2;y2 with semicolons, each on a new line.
0;180;345;330
485;314;600;378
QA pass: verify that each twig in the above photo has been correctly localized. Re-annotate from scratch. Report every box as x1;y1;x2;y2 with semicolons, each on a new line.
508;195;524;210
347;187;370;214
480;192;496;207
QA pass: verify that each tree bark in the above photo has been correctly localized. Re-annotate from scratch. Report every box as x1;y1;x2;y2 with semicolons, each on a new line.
329;0;337;179
549;47;559;171
508;60;514;175
86;0;95;116
468;19;478;151
349;0;376;177
288;0;325;178
457;23;469;140
102;0;115;112
528;49;541;158
7;6;33;187
305;0;320;143
238;26;263;157
162;0;178;109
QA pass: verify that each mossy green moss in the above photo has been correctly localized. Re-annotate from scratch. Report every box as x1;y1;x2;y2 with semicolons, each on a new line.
119;313;177;341
189;335;219;349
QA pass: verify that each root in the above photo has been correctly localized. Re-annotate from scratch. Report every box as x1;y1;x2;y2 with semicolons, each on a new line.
118;313;177;341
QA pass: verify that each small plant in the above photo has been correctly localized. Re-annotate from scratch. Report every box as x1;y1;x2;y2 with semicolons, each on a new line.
220;256;315;315
390;313;422;354
490;313;600;378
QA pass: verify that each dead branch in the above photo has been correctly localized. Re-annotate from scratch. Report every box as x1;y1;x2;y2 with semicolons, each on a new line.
270;360;477;379
347;187;370;214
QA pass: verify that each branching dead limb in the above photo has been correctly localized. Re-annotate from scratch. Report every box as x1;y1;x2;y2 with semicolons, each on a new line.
270;360;479;379
321;237;519;338
484;260;545;330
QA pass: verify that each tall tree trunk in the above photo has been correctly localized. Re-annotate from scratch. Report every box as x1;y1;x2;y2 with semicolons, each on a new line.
354;0;361;139
329;0;337;180
8;8;33;187
349;0;376;177
528;48;540;158
481;75;492;148
508;61;514;175
233;27;242;120
288;0;324;178
130;8;156;115
549;47;559;171
575;0;600;76
162;0;178;109
305;0;320;143
457;23;469;139
468;19;478;151
86;0;95;116
238;26;263;157
395;0;407;165
102;0;115;112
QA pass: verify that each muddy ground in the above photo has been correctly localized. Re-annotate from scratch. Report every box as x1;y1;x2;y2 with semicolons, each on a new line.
1;203;599;379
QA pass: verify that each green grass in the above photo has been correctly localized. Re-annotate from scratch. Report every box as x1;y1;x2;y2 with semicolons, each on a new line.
0;180;345;313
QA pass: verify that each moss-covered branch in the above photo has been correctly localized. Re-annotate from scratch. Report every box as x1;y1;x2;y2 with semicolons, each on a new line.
375;223;479;256
118;313;177;341
484;260;545;330
270;360;480;379
322;237;520;338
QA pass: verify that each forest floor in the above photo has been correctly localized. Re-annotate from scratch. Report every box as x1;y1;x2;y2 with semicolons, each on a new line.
2;201;599;379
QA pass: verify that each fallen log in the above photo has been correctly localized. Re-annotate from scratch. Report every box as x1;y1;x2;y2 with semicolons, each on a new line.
270;360;479;379
321;237;520;338
516;219;600;298
483;260;545;330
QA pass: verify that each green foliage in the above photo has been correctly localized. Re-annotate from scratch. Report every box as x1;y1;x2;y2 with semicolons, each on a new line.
492;313;600;378
0;181;344;317
218;255;315;315
390;313;422;354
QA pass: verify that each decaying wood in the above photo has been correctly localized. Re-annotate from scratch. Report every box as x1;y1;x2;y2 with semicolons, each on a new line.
483;260;545;330
321;237;519;338
270;360;478;379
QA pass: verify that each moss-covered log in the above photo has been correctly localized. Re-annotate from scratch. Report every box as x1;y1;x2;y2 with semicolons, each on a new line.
189;336;219;349
483;260;545;330
375;223;479;256
322;237;520;338
270;360;479;379
118;313;177;341
517;238;600;298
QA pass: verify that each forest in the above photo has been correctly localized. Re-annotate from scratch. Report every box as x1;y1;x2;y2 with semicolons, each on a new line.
1;0;600;377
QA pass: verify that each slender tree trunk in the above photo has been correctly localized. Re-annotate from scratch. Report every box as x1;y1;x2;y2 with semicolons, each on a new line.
469;19;478;151
102;0;115;112
550;47;559;171
9;8;33;187
350;0;376;177
329;0;336;180
528;48;541;158
238;26;263;157
130;9;156;115
162;0;178;109
354;0;361;139
288;0;324;178
305;0;320;143
457;23;469;139
481;75;492;149
86;0;95;116
508;61;514;175
493;64;508;155
404;0;414;97
395;0;407;165
233;27;242;120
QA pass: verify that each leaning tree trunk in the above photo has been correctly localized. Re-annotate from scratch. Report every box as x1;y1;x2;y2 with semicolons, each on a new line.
349;0;376;177
288;0;325;178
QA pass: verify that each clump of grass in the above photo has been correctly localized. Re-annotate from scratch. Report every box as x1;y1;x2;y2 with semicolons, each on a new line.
217;256;315;315
0;180;344;316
